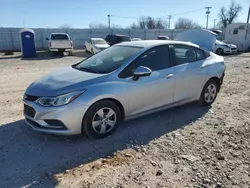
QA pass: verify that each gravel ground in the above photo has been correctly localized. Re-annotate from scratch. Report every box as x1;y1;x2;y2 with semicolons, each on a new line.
0;52;249;188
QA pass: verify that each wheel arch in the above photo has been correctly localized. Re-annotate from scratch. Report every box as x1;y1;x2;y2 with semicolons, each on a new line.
83;98;125;122
206;76;221;92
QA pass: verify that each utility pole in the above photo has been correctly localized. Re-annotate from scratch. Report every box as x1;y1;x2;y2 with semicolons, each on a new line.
205;7;212;29
245;5;250;40
213;19;216;28
247;5;250;23
168;15;172;29
108;14;111;29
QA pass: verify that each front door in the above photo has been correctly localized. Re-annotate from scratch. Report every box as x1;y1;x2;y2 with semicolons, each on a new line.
118;45;175;117
171;44;208;103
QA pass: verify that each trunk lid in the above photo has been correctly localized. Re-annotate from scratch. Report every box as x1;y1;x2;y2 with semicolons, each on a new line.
175;29;217;51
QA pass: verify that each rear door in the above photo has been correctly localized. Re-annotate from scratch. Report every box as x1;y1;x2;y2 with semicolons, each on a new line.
170;44;208;102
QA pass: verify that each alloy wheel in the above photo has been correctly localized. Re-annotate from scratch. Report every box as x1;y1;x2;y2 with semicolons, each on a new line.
92;107;117;134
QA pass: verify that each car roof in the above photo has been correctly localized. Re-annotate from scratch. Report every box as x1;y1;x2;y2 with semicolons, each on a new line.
107;34;129;37
90;38;105;40
51;33;69;35
116;40;200;49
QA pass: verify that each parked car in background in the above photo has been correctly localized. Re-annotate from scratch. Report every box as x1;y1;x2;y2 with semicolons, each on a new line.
105;34;131;46
131;38;142;41
23;29;225;139
213;40;237;55
46;33;73;55
85;38;110;54
157;35;169;40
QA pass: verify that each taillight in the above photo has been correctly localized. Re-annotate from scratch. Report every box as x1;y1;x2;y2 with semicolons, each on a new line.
49;41;51;47
70;41;73;47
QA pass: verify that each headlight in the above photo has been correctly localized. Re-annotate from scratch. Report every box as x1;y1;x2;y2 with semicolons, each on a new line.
36;90;85;107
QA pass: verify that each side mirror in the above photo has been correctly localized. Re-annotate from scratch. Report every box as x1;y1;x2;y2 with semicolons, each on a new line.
46;38;49;41
133;66;152;81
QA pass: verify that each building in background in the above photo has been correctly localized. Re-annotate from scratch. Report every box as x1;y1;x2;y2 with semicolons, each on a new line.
225;23;250;52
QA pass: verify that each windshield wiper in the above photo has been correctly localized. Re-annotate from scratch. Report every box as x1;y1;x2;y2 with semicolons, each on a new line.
74;66;99;73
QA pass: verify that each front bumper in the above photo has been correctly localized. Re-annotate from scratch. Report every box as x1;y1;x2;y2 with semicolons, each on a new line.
49;48;73;52
23;100;89;135
224;48;237;54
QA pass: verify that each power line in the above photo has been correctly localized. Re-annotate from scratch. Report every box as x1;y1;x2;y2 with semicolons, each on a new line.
170;8;205;16
109;7;206;21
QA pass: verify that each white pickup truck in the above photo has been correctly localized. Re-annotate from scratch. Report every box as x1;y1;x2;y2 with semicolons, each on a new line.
46;33;73;55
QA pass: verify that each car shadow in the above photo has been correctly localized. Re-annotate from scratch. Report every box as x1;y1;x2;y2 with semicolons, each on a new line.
0;103;210;188
0;50;91;61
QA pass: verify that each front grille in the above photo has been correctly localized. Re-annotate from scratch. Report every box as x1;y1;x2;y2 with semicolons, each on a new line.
24;104;36;118
24;94;39;102
231;48;237;50
26;118;67;130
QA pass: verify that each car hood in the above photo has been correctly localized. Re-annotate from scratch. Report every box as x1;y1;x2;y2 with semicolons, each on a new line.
95;44;110;48
227;44;237;48
25;66;108;97
175;29;216;51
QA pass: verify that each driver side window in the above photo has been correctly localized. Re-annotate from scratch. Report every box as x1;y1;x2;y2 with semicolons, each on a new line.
119;45;170;78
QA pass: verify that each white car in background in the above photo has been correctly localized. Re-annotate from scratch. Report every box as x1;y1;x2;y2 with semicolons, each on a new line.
85;38;110;54
131;38;142;41
213;40;237;55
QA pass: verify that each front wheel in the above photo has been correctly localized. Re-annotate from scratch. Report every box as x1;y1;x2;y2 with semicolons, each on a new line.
82;100;121;139
91;48;95;55
199;79;219;106
216;48;223;55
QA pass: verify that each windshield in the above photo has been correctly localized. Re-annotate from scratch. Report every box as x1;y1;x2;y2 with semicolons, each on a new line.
216;40;226;45
118;36;131;42
92;39;107;44
51;34;69;40
132;38;142;41
74;46;142;74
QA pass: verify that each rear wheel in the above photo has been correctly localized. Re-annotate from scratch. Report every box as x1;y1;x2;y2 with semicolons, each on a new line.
199;79;219;106
91;48;95;55
82;100;121;139
216;48;223;55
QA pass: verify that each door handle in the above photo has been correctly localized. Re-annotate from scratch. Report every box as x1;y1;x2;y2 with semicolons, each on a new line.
164;74;173;79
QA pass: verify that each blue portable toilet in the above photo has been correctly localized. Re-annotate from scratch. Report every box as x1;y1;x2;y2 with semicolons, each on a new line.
20;28;36;58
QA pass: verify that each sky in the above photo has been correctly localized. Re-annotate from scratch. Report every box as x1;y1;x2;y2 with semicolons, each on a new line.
0;0;249;29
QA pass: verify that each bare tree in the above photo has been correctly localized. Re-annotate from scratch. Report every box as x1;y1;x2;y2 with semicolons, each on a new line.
130;16;167;29
89;23;122;29
218;0;242;28
59;24;72;29
111;24;122;29
89;23;108;29
174;18;201;29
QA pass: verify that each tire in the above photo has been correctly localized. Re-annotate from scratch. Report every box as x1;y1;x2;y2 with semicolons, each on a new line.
199;79;219;106
68;51;73;56
82;100;121;139
216;48;223;55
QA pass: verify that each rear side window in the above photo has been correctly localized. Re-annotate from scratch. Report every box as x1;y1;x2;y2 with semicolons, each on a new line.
195;48;206;61
51;34;69;40
173;45;196;65
118;36;131;42
119;45;170;78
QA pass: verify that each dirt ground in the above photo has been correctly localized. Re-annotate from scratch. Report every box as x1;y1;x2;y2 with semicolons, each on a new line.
0;51;249;188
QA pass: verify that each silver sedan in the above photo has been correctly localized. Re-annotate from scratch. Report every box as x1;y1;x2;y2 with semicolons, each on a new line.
23;30;225;138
